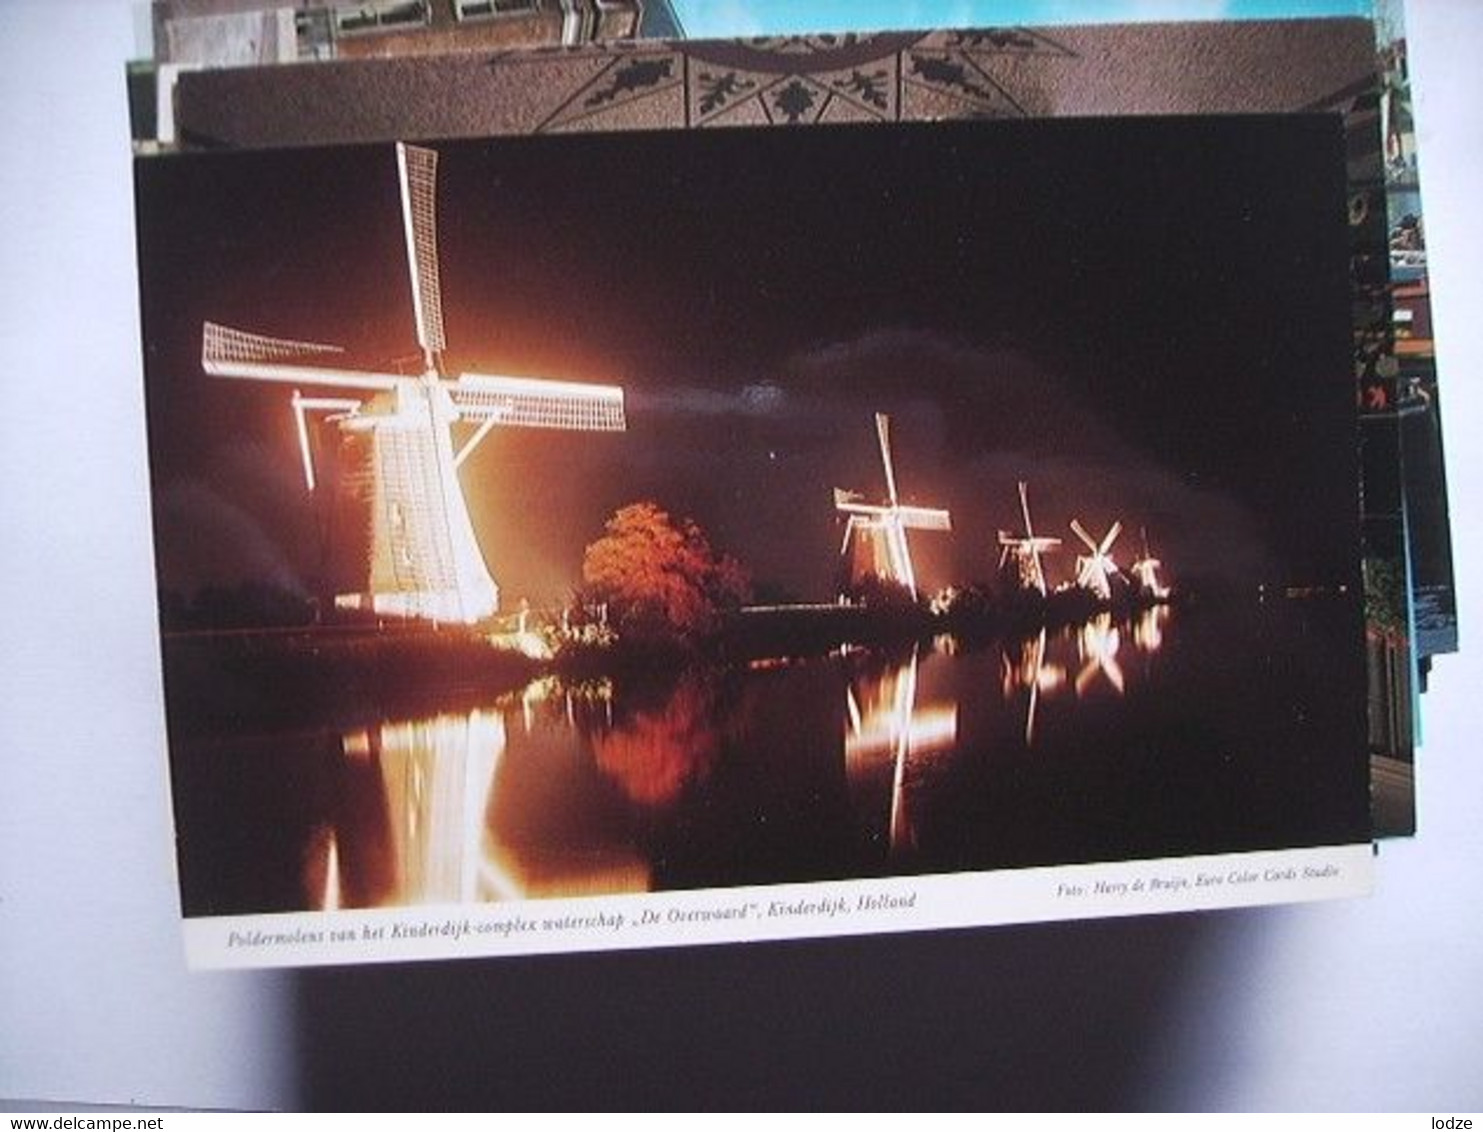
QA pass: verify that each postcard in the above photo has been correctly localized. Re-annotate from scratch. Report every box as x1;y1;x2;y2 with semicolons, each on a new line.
1373;8;1457;664
134;112;1373;968
141;17;1426;834
162;21;1382;148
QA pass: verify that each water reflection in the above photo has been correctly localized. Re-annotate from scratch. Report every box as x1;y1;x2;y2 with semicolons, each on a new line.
592;673;724;807
515;675;615;737
1075;612;1126;697
1133;603;1169;653
302;711;507;909
211;605;1247;917
844;648;958;851
300;703;654;910
303;826;342;911
996;610;1168;745
1000;629;1067;745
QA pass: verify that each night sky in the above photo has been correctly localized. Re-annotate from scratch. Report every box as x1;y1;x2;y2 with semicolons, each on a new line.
134;115;1359;608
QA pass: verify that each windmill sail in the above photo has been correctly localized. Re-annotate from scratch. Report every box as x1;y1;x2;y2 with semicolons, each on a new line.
892;505;952;531
201;320;395;390
397;142;447;367
451;373;626;431
876;412;900;507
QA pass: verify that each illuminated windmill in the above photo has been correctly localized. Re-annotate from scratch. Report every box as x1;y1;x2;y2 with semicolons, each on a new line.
1130;526;1171;602
834;413;951;599
201;143;626;624
1069;519;1123;602
997;481;1060;596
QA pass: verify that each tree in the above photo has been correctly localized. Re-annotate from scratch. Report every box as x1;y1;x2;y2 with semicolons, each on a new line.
581;502;750;645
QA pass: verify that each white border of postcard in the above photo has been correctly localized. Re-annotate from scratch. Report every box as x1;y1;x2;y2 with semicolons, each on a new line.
186;842;1372;969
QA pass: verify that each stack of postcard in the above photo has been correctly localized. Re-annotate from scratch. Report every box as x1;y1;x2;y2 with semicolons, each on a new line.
126;1;1455;969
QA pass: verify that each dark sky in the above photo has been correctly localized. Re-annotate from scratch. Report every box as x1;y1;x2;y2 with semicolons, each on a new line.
134;115;1358;606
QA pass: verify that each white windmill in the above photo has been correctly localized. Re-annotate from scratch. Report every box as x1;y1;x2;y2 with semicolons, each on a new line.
1129;526;1170;602
833;413;951;600
201;143;626;625
1069;518;1123;602
997;481;1060;596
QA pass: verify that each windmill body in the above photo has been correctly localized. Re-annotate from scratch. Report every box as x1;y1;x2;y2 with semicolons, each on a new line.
333;378;493;622
834;413;951;599
201;144;625;625
997;481;1060;596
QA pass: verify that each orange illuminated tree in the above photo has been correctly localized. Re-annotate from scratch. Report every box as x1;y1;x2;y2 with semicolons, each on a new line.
581;502;750;645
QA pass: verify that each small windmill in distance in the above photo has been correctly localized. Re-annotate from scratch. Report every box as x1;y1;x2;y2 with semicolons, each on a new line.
1130;526;1171;602
997;481;1060;596
1069;518;1124;602
834;413;951;601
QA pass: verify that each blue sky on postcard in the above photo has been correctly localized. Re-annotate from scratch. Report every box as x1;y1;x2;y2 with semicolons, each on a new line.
673;0;1373;38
